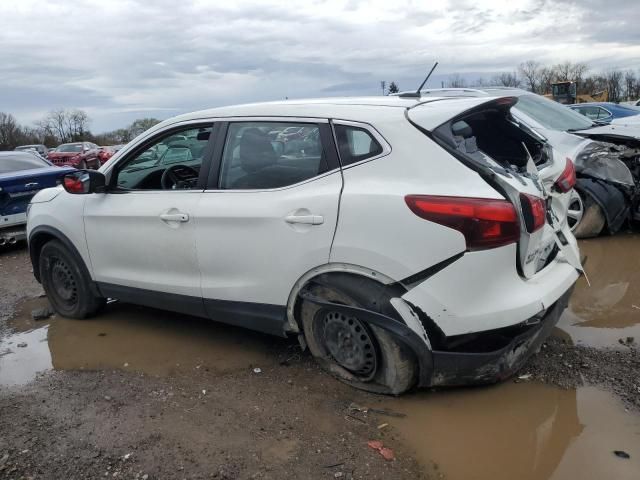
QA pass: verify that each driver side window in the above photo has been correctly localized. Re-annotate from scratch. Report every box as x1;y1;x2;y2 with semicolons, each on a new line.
114;125;213;190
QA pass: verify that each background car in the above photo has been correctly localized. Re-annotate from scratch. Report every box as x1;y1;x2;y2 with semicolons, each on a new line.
47;142;101;169
15;144;48;157
569;102;640;125
97;146;116;165
0;151;74;245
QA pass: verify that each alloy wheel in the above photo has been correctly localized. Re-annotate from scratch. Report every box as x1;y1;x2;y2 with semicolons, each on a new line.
567;189;584;231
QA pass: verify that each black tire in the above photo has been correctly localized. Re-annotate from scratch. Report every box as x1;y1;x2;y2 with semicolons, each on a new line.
300;282;417;395
573;189;606;239
39;240;105;319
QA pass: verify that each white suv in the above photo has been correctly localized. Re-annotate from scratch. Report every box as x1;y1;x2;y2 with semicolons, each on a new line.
27;95;581;394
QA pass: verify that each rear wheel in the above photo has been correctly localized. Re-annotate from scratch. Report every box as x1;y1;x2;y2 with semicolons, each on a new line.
39;240;105;319
571;189;605;238
300;283;417;395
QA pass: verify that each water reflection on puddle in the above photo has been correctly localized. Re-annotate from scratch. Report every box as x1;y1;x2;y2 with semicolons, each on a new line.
385;382;640;480
557;234;640;347
0;297;284;387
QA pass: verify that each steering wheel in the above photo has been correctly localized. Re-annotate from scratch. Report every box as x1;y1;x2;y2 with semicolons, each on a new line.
161;165;199;190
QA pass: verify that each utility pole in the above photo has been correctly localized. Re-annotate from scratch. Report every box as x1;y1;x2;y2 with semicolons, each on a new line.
380;81;386;95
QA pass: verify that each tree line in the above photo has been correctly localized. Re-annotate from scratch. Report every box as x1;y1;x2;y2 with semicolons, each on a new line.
382;60;640;102
0;110;161;151
444;60;640;102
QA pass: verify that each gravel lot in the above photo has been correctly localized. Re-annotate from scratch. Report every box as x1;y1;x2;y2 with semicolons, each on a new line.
1;240;638;479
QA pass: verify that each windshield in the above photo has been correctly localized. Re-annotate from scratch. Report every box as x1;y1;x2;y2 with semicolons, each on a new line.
57;144;83;153
515;94;594;131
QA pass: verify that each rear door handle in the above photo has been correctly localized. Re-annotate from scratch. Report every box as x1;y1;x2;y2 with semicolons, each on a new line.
285;214;324;225
25;182;39;189
160;212;189;222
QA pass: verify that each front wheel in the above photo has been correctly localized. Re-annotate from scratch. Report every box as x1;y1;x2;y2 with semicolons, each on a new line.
39;240;105;319
300;284;417;395
571;189;606;238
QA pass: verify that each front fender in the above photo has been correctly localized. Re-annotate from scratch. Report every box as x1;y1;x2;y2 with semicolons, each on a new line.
576;177;628;234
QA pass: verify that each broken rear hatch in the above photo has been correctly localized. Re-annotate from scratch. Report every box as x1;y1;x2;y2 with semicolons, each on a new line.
407;96;582;278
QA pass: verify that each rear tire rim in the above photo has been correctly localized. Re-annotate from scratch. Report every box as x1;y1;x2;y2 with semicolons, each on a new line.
320;311;377;379
567;189;584;231
50;257;78;306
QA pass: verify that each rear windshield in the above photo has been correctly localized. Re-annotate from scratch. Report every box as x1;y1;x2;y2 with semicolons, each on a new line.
0;154;50;174
515;94;593;131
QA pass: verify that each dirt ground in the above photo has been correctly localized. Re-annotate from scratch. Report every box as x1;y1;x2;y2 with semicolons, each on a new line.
1;236;639;480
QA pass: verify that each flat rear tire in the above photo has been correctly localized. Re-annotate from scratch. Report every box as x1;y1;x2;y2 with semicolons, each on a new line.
300;283;417;395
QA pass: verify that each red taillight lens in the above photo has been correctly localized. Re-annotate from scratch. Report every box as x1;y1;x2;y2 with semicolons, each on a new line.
405;195;520;251
554;158;576;193
63;176;85;193
520;194;546;233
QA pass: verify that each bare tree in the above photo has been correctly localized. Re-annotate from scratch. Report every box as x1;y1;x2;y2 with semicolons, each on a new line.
491;72;521;88
446;74;467;88
624;70;638;100
605;69;624;102
38;108;91;143
518;60;541;93
539;67;556;94
0;112;21;149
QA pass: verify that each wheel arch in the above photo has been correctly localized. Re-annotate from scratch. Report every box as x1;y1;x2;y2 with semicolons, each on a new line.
28;226;97;297
576;177;628;234
286;263;398;334
288;264;435;388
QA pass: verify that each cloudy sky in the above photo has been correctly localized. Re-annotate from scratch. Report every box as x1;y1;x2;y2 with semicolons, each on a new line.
1;0;639;132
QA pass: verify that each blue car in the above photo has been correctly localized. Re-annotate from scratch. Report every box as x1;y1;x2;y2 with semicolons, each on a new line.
568;102;640;124
0;151;74;246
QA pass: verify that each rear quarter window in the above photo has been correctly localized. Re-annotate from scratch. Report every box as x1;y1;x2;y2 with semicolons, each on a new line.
333;125;383;166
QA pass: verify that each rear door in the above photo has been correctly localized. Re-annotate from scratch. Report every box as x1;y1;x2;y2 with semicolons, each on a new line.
194;119;342;335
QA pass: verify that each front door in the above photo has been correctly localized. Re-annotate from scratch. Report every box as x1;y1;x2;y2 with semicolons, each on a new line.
84;123;216;314
194;120;342;334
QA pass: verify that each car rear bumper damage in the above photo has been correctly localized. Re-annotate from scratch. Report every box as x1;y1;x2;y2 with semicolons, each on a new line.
427;287;572;386
299;285;574;389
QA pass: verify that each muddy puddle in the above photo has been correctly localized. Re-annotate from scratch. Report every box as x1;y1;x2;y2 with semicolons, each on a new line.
385;382;640;480
556;234;640;347
0;297;287;386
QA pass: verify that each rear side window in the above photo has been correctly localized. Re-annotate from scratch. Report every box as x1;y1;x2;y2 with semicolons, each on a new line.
0;154;49;174
219;122;329;190
333;125;383;166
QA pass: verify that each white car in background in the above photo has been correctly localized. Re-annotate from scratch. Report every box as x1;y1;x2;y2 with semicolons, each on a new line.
27;95;581;394
410;88;640;238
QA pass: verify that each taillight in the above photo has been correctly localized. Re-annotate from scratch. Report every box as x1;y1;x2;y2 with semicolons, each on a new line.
63;176;85;193
520;194;546;233
405;195;520;251
554;158;576;193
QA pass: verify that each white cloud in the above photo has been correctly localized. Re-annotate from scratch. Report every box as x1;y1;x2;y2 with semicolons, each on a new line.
0;0;638;131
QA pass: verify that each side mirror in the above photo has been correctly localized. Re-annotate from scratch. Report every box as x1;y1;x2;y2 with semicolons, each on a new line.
61;170;106;194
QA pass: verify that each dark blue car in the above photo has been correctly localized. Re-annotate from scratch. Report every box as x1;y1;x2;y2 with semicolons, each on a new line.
569;102;640;124
0;151;74;245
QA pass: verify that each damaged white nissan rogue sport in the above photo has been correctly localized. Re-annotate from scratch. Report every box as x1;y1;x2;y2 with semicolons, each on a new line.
27;95;582;394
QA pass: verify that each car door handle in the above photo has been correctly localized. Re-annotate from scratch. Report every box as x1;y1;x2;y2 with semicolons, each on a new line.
285;214;324;225
160;212;189;222
25;182;39;189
